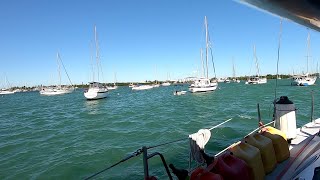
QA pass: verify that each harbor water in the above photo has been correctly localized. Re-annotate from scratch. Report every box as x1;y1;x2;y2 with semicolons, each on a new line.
0;79;319;179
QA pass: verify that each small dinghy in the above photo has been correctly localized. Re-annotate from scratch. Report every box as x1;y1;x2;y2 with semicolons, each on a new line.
173;91;187;96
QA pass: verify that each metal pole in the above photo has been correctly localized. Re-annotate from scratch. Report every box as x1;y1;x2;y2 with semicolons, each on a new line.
257;103;261;123
142;146;149;179
311;90;314;123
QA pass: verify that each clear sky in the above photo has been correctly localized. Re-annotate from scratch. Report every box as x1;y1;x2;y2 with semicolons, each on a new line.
1;0;320;86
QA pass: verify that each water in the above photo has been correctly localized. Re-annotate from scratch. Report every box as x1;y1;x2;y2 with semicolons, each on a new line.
0;79;319;179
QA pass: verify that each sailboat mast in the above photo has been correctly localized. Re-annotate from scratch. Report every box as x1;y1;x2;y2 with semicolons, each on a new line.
57;53;73;87
232;57;236;78
56;52;62;87
90;41;95;82
306;31;310;73
200;48;205;77
253;45;260;77
114;72;117;85
205;16;209;79
94;25;100;82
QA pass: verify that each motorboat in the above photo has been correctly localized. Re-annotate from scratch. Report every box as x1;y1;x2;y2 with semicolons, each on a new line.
173;90;187;95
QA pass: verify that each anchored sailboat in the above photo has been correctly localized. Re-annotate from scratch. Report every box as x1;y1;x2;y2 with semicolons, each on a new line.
245;45;267;84
161;72;171;86
232;58;240;83
84;26;108;100
291;31;317;86
107;73;118;90
189;16;218;93
40;53;74;95
0;75;15;95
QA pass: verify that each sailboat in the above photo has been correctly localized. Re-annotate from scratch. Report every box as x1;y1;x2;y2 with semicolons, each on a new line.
0;76;15;95
291;32;317;86
245;45;267;84
84;26;108;100
153;82;160;88
189;16;218;93
40;53;74;95
132;84;154;90
107;73;118;90
153;65;160;87
232;58;240;83
161;72;171;86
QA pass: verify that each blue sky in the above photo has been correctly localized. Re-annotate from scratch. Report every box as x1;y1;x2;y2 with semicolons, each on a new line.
1;0;320;86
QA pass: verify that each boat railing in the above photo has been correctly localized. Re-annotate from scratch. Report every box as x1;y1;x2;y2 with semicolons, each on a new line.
85;118;233;179
142;146;173;180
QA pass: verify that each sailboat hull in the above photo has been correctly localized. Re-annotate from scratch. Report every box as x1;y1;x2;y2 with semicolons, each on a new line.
292;76;317;86
40;88;73;95
84;88;108;100
0;90;15;95
107;86;118;90
189;85;217;93
161;82;171;86
132;85;154;90
245;77;267;84
189;78;218;93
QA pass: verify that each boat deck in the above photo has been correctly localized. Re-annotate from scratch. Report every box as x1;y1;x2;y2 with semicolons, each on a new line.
266;118;320;180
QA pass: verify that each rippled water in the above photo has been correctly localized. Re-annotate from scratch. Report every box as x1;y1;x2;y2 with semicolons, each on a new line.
0;79;319;179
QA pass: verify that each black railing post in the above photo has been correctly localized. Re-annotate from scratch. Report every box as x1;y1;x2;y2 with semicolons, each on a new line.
257;103;261;123
142;146;149;179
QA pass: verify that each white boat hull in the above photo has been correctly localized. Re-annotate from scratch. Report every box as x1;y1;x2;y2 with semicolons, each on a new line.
132;85;154;90
0;90;15;95
189;85;217;93
189;78;218;93
245;78;267;84
174;91;187;95
292;76;317;86
162;82;171;86
40;88;73;96
107;86;118;90
84;88;108;100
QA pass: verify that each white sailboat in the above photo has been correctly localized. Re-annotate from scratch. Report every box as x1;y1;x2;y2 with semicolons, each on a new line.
292;32;317;86
189;16;218;93
153;83;160;88
245;45;267;84
0;89;15;95
128;83;135;88
0;76;15;95
232;58;240;83
107;73;118;90
153;65;160;87
40;53;74;96
161;82;171;86
84;26;108;100
132;84;154;90
131;84;154;91
161;72;171;86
